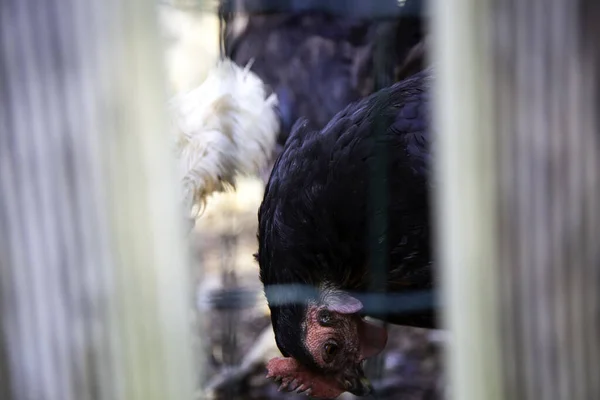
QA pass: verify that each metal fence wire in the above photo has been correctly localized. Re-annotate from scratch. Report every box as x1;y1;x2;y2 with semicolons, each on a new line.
2;0;600;400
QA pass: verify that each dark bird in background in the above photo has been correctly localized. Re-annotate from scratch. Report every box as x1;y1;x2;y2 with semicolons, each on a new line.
396;38;427;82
220;2;426;178
257;69;433;398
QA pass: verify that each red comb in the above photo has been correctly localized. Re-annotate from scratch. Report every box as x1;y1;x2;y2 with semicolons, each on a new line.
266;357;345;399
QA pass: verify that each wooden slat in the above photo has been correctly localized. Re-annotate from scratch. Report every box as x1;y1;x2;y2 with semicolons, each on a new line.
433;0;600;398
0;1;198;399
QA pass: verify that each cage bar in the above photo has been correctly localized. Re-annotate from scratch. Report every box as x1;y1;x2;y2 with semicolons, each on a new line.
433;0;600;399
0;1;197;400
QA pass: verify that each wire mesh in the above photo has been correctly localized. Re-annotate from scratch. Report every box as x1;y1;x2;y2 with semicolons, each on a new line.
4;0;600;400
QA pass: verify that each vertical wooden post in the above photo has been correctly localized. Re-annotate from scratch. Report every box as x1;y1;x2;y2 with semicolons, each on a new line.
0;1;197;400
433;0;600;398
432;0;505;398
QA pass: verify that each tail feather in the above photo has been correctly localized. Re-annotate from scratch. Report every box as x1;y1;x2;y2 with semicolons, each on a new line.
169;58;280;217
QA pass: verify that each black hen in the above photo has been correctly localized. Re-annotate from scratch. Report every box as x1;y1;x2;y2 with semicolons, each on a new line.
257;69;433;398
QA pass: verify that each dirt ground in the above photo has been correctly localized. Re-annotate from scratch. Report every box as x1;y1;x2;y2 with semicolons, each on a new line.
189;177;445;400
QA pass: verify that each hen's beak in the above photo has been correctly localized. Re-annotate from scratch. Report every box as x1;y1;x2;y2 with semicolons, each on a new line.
344;367;373;396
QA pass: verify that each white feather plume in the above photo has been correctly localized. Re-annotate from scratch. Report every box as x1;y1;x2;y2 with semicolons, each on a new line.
169;58;279;217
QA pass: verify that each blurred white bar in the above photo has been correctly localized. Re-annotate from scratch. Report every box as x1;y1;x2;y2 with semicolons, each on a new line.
433;0;600;399
0;1;197;400
432;0;505;399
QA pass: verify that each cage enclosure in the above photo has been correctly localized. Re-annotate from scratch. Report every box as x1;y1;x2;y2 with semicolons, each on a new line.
2;0;600;400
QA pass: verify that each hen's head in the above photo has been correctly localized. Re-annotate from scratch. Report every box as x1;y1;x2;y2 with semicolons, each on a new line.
266;288;388;398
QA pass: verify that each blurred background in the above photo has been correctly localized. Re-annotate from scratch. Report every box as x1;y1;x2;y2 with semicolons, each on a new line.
1;0;599;400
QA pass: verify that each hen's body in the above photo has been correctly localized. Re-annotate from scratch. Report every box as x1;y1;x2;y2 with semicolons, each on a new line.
258;69;434;378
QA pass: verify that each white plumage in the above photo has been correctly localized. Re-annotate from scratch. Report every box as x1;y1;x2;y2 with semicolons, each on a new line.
169;58;279;219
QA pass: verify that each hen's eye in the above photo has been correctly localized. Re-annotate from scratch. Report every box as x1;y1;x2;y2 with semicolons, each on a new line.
323;342;339;362
324;343;337;355
318;309;333;326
